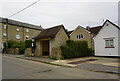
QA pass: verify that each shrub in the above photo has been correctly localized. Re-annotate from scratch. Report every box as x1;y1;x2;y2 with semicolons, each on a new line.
8;40;19;48
49;56;57;60
25;40;36;48
7;40;26;54
25;40;32;48
60;40;92;59
88;48;93;56
19;42;26;54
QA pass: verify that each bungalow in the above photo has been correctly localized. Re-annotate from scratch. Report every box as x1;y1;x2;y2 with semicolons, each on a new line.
34;25;70;59
94;20;120;57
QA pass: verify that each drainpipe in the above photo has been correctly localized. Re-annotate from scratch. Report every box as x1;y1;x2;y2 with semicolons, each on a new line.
23;27;24;42
90;32;93;55
5;18;8;54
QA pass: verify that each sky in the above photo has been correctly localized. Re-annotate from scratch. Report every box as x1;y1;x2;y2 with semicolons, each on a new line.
0;0;119;30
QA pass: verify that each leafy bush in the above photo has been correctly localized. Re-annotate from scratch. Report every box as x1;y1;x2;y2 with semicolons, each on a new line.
19;42;26;54
25;40;36;48
25;40;32;48
60;40;92;59
8;40;19;48
7;40;26;54
88;48;93;56
49;56;57;60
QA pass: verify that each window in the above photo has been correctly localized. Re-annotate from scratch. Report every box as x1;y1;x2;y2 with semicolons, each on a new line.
26;29;29;32
3;32;7;37
76;34;84;39
4;25;7;29
16;34;20;39
35;30;37;34
26;35;29;40
16;27;19;31
105;39;114;48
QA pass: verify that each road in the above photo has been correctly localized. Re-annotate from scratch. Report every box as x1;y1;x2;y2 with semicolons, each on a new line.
2;55;118;79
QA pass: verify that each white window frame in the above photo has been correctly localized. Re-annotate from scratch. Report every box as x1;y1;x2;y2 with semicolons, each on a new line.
26;29;29;32
4;24;7;29
3;32;7;37
26;35;29;40
16;34;20;39
76;34;84;39
105;39;114;48
16;27;20;31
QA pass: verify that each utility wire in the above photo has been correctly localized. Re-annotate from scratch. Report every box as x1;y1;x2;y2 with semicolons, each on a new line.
8;0;40;18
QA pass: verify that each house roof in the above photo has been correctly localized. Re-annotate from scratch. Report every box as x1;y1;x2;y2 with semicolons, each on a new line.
70;25;91;36
89;26;103;35
67;30;73;35
0;17;43;30
103;20;120;30
35;25;70;40
94;20;120;38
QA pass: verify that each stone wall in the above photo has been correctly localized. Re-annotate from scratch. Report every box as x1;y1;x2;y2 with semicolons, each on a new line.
50;27;69;59
7;48;19;54
25;48;32;56
51;47;63;60
34;40;42;56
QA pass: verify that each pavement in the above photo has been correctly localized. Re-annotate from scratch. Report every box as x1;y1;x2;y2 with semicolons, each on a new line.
2;54;120;75
2;55;118;79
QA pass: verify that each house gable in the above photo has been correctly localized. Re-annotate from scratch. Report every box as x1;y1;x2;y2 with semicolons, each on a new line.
70;26;90;36
70;26;92;48
94;20;119;56
50;27;70;48
94;20;120;38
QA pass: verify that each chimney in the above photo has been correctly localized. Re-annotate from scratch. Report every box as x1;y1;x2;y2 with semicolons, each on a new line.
65;29;68;32
86;26;90;30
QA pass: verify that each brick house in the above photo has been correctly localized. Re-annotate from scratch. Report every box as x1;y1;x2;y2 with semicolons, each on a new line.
0;17;43;52
34;25;70;59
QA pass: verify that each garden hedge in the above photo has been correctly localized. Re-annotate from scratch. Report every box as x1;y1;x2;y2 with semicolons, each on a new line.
60;40;92;59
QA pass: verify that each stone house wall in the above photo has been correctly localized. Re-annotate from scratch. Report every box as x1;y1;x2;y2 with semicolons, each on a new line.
70;27;92;48
50;27;69;59
1;23;41;43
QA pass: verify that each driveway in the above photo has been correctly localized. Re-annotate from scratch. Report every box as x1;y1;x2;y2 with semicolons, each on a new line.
52;57;120;74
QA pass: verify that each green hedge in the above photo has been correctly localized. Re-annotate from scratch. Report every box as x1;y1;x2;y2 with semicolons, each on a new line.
60;40;92;59
7;40;25;54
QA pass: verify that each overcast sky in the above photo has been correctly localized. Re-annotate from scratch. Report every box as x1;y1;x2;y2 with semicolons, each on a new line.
0;0;119;30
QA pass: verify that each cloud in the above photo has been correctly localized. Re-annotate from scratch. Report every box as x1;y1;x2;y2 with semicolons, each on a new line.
0;1;118;30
